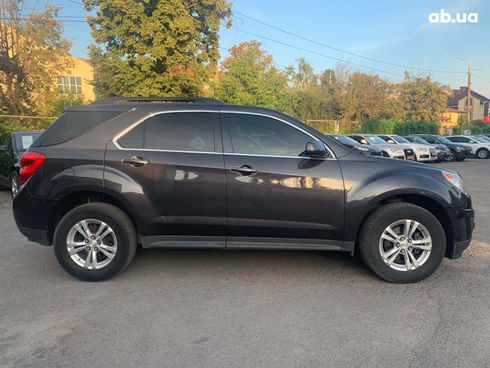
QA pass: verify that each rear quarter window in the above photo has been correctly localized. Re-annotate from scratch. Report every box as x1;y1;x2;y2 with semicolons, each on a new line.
33;111;123;147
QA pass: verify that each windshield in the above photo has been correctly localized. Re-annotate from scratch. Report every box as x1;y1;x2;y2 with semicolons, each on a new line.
14;133;41;152
366;136;387;144
474;135;490;142
412;137;430;144
392;135;410;144
333;135;358;146
470;136;488;143
437;136;452;144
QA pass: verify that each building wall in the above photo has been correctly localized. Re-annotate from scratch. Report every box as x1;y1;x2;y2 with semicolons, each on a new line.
56;56;95;102
456;96;485;121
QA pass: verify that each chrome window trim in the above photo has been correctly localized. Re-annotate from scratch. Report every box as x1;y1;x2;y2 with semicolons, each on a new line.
112;109;336;159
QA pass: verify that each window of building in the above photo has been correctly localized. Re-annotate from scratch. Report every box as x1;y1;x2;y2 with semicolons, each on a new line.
57;76;82;94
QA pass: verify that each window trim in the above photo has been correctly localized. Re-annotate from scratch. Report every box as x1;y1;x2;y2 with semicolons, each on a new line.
112;110;336;159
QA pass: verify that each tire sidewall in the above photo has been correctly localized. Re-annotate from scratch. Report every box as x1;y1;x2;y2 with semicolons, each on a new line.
10;172;19;197
477;148;489;159
360;204;446;283
54;204;135;281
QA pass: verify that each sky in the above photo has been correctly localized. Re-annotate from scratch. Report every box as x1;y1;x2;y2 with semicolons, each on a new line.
26;0;490;96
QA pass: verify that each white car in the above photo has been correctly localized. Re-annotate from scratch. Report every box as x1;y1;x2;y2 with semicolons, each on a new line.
347;134;414;160
377;134;436;162
446;135;490;159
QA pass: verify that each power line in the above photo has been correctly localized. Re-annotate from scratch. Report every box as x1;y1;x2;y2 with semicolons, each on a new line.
0;16;87;23
66;0;84;5
234;11;466;75
234;28;405;78
474;74;490;84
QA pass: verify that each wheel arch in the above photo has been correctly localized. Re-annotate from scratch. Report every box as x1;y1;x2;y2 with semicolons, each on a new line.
48;190;140;244
354;193;454;258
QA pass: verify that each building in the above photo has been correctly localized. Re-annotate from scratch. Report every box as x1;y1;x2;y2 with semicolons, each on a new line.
446;87;489;122
56;56;95;102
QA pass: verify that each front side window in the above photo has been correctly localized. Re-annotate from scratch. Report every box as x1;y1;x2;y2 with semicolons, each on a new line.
118;112;217;152
366;136;386;144
224;113;313;157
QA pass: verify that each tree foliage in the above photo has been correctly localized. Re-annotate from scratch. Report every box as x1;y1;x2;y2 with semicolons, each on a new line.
85;0;232;98
0;0;72;114
215;41;294;114
399;72;448;123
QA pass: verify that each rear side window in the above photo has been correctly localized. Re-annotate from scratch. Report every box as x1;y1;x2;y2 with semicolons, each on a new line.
33;111;123;147
117;112;217;152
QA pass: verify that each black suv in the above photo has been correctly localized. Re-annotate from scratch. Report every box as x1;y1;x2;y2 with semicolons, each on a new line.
410;134;473;162
0;131;41;196
13;97;475;283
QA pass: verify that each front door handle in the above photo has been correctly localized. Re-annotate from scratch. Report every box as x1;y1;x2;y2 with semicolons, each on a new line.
230;165;257;176
122;156;149;167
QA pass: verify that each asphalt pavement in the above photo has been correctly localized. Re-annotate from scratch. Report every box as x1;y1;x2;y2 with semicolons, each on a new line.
0;159;489;368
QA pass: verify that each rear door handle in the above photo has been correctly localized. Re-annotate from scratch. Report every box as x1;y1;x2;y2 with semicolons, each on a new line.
230;165;257;176
122;156;149;167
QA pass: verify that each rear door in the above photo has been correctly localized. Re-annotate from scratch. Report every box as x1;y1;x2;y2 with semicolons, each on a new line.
221;111;345;248
104;111;227;247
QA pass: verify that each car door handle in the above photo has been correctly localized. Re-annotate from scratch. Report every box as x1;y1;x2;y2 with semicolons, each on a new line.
121;156;149;167
230;165;257;176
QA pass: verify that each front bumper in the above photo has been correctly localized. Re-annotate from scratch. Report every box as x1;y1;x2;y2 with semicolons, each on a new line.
446;207;475;259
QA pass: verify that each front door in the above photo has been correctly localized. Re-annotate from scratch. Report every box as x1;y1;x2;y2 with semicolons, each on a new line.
221;112;345;248
104;111;227;247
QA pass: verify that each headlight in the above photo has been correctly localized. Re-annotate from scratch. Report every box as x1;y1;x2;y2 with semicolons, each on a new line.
455;146;462;152
442;171;466;193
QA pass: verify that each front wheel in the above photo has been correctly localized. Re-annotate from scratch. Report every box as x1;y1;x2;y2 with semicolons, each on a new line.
476;148;489;159
54;203;137;281
445;152;455;162
358;203;446;283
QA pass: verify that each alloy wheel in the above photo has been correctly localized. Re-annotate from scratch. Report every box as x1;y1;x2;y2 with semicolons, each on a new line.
478;149;489;159
378;219;432;272
66;219;118;270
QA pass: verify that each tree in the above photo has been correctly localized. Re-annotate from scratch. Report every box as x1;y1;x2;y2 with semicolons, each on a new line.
0;0;72;114
84;0;232;98
215;41;294;113
399;73;448;123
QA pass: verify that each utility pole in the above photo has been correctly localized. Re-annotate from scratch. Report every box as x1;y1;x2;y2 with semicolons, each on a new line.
467;65;472;129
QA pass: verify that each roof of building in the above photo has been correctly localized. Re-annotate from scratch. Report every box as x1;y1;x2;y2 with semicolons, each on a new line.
447;87;489;107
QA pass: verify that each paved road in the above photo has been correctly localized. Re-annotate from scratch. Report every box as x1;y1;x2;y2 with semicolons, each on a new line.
1;160;489;368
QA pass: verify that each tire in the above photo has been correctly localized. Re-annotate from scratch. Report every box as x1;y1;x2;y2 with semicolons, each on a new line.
53;203;137;281
10;172;19;198
445;152;455;162
476;148;489;159
358;203;446;283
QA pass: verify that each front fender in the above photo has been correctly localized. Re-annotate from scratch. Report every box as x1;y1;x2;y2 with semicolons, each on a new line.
343;168;455;243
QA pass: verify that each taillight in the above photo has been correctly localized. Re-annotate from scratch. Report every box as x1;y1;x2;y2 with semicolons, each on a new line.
19;151;46;185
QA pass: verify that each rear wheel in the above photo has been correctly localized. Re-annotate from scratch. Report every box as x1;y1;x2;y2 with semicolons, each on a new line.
54;203;137;281
358;203;446;283
445;152;455;162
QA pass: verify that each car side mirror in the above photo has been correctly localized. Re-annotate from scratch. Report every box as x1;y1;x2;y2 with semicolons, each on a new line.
387;139;395;144
303;141;328;158
469;140;476;144
360;139;368;145
0;145;7;152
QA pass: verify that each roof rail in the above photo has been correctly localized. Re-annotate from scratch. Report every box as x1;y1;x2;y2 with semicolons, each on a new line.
93;96;225;105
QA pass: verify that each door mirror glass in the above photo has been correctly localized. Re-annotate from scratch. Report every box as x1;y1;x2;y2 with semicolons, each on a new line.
360;139;368;144
303;141;327;158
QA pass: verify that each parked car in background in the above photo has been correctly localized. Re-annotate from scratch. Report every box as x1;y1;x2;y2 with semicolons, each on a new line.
347;134;413;160
12;97;475;283
473;134;490;143
0;131;41;197
405;136;450;162
410;134;472;162
446;135;490;159
329;134;382;156
377;134;436;162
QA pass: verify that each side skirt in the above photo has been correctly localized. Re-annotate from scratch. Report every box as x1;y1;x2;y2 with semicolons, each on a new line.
140;235;354;253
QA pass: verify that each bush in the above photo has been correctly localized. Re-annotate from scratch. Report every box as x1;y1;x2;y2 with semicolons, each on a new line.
393;120;439;135
360;119;398;134
470;121;490;134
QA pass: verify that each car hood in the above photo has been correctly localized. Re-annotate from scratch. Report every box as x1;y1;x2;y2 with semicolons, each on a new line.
370;143;410;151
